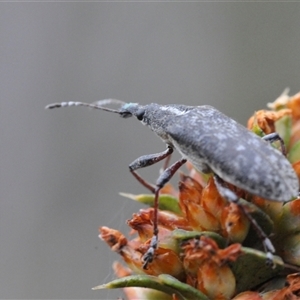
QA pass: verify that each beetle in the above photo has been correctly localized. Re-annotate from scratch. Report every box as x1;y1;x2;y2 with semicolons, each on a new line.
46;99;299;268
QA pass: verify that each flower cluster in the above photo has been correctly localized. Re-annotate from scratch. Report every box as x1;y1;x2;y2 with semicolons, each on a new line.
94;90;300;300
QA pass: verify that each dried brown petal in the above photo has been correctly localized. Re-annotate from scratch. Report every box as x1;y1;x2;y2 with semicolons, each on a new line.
247;109;292;134
99;226;147;274
100;226;128;251
287;92;300;120
127;210;154;241
286;273;300;295
293;161;300;182
291;120;300;146
149;208;191;231
127;209;173;242
261;273;300;300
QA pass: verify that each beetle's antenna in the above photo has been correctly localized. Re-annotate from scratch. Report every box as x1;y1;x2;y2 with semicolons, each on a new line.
93;99;126;107
45;99;123;114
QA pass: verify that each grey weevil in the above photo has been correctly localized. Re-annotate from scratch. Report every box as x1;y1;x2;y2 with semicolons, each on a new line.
46;99;299;269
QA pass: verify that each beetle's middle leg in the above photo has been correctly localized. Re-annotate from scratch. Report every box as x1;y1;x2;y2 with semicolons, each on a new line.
142;157;187;269
213;175;276;266
129;146;187;269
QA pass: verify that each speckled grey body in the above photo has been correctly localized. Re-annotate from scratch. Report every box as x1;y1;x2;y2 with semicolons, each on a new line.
121;103;299;202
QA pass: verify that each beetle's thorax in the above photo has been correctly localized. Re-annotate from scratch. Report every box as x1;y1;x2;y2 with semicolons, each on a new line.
139;103;193;144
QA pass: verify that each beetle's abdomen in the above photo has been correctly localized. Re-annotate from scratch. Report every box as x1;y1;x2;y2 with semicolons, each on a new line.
167;106;299;202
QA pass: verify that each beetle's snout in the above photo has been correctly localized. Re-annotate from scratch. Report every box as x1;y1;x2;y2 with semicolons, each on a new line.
119;111;133;118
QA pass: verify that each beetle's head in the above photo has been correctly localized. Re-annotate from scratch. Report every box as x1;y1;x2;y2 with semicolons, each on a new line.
120;102;193;131
119;103;146;120
119;103;163;127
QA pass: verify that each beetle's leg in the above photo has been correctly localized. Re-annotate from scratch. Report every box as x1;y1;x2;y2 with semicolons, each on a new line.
158;152;172;178
142;158;187;269
262;132;286;156
213;175;276;266
161;152;172;172
129;146;174;193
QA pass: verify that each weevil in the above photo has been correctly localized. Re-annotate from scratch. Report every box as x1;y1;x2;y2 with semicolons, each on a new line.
46;99;299;268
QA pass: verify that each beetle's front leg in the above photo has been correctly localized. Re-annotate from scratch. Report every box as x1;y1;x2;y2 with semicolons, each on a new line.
213;175;276;267
129;147;188;268
129;147;187;269
129;146;174;193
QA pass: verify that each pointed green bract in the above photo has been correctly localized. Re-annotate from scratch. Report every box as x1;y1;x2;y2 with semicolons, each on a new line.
288;140;300;164
172;228;226;249
232;247;284;293
120;192;182;215
250;122;265;137
275;200;300;235
92;274;209;300
239;197;274;244
158;274;210;300
279;233;300;266
275;115;292;148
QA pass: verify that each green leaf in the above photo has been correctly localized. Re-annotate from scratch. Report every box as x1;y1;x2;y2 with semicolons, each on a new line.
275;115;292;148
158;274;209;300
251;122;265;137
232;247;284;293
288;140;300;164
279;232;300;266
92;275;174;300
275;200;300;235
92;274;209;300
172;228;227;249
120;192;182;215
240;198;274;248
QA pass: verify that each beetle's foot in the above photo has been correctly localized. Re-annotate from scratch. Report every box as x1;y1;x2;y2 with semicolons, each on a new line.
142;235;158;269
265;251;276;269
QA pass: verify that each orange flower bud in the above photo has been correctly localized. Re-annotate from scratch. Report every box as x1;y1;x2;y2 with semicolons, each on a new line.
287;92;300;120
201;177;227;221
182;236;242;299
221;203;250;243
179;176;221;231
293;161;300;182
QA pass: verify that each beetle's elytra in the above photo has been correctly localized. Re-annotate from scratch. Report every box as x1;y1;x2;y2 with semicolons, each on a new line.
46;99;299;268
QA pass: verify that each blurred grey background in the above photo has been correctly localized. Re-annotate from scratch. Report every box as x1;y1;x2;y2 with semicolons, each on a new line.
1;3;300;299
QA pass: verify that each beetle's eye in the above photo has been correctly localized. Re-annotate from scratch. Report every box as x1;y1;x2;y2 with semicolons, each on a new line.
136;109;145;121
